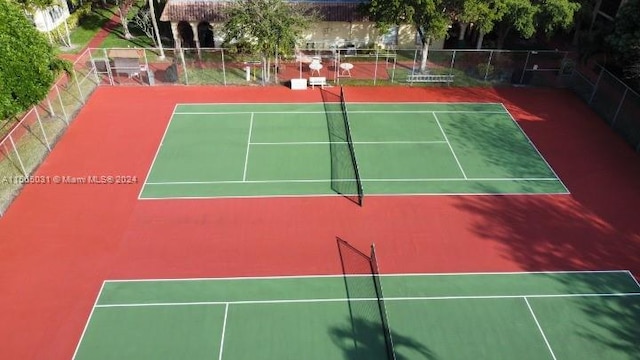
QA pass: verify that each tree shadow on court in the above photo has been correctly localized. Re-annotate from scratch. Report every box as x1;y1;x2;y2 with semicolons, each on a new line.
574;290;640;356
329;317;439;360
453;194;640;357
433;111;555;180
450;88;640;358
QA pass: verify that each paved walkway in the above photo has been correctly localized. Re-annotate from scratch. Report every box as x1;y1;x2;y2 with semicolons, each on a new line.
83;11;120;50
60;9;120;62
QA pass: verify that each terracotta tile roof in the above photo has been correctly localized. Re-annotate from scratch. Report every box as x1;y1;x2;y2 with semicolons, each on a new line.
160;1;228;22
160;0;369;23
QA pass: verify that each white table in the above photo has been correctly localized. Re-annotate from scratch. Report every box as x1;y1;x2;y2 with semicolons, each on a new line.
309;62;323;76
339;62;354;77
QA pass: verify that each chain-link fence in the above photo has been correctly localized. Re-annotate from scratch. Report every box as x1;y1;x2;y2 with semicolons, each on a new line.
86;47;572;88
567;65;640;152
0;49;99;216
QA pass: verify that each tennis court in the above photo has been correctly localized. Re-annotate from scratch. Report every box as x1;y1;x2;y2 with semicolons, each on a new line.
139;92;568;200
73;270;640;360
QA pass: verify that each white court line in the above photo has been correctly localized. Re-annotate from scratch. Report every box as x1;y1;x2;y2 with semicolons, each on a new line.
173;110;507;116
350;110;506;114
498;103;569;193
250;141;448;145
627;270;640;289
176;111;333;115
138;190;571;201
104;270;633;283
432;112;467;179
94;292;640;308
144;177;560;186
242;113;254;181
524;297;558;360
138;104;179;200
71;282;107;360
176;101;504;106
218;303;229;360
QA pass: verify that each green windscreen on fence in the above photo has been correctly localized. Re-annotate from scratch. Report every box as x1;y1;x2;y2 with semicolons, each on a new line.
321;88;364;205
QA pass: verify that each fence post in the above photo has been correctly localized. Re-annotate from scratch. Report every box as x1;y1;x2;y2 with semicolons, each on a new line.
560;51;568;73
589;68;604;105
54;85;69;125
221;48;227;86
8;135;28;176
449;50;456;76
73;68;85;103
180;48;189;85
47;97;56;117
373;48;379;86
87;48;98;84
484;50;493;81
103;48;115;86
411;48;418;76
611;88;628;126
519;51;532;84
390;49;397;83
34;107;51;151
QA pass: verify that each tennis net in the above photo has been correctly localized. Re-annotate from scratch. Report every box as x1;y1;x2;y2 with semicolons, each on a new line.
370;244;396;360
337;238;396;360
321;87;363;205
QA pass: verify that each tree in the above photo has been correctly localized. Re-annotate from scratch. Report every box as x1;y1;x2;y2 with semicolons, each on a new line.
624;47;640;82
223;0;312;83
458;0;508;49
147;0;165;59
0;0;69;120
133;0;165;59
571;0;596;46
132;8;156;43
365;0;450;72
492;0;580;49
493;0;538;49
13;0;57;9
116;0;136;39
606;0;640;78
536;0;581;35
14;0;76;46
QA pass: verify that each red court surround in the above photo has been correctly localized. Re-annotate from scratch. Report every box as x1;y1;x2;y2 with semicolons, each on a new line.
0;86;639;359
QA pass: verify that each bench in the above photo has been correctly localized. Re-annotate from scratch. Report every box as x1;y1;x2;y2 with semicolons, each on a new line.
406;74;454;84
309;76;327;89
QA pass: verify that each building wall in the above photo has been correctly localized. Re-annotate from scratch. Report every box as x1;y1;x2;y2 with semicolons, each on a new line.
183;21;443;51
31;2;70;32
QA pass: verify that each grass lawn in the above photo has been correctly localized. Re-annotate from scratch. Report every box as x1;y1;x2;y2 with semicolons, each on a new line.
98;0;164;50
63;5;118;54
63;0;168;54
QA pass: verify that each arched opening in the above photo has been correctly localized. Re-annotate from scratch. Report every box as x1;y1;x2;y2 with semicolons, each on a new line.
177;21;195;48
198;22;215;48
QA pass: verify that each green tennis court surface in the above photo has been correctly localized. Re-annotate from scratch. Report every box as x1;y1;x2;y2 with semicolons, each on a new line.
74;271;640;360
139;102;568;199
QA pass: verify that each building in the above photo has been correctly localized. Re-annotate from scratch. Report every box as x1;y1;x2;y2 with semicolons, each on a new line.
28;1;72;46
158;0;434;52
